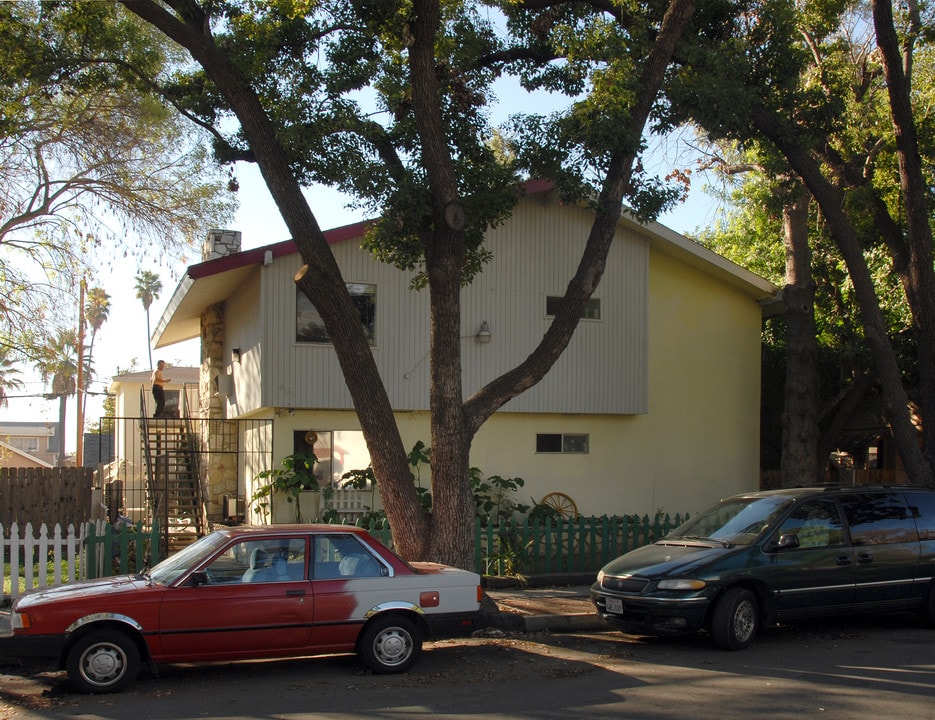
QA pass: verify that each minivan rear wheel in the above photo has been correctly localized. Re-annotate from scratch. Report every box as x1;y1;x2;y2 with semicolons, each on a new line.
711;588;758;650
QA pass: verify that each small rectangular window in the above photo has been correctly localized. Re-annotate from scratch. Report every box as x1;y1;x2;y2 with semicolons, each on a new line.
10;437;39;453
297;284;375;345
536;433;589;454
546;295;600;320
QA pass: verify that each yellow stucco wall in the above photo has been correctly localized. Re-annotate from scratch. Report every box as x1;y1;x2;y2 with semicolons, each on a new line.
253;243;764;521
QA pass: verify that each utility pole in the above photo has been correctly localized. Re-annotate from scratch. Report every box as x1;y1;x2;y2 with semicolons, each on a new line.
75;279;86;467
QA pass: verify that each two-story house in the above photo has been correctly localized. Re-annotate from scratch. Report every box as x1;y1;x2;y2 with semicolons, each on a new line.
152;183;780;525
0;421;59;468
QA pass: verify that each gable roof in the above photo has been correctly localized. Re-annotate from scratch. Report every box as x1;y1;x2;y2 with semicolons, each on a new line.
154;221;372;348
0;439;54;468
153;184;779;349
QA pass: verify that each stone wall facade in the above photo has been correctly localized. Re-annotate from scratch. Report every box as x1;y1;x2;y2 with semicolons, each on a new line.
202;229;242;262
199;302;238;522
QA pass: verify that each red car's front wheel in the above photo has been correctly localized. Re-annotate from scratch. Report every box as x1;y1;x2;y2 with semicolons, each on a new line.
66;629;141;693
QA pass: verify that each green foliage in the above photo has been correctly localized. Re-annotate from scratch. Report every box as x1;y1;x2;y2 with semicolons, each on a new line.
339;441;530;522
484;526;533;579
251;453;318;522
470;469;530;522
527;501;563;523
0;0;234;369
406;440;433;514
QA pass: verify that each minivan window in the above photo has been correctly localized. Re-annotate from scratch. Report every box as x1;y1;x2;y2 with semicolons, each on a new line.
667;495;792;545
839;493;918;545
775;498;844;548
905;492;935;541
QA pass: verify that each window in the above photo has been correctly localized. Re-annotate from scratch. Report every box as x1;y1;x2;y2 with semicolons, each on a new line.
204;538;307;584
536;433;589;454
296;284;376;344
906;492;935;541
9;437;39;453
546;295;600;320
776;499;845;548
314;535;384;579
840;493;918;546
294;429;372;487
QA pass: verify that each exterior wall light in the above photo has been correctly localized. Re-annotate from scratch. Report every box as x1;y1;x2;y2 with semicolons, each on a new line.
232;348;241;363
476;321;491;343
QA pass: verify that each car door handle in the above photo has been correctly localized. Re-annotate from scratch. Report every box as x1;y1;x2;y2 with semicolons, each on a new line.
857;553;874;564
836;556;853;566
286;589;307;597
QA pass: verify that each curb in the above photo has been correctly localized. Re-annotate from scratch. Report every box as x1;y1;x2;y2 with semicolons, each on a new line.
521;613;608;632
482;572;596;589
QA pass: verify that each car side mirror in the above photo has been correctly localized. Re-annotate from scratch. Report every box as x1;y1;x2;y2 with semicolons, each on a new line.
770;533;800;552
189;570;209;586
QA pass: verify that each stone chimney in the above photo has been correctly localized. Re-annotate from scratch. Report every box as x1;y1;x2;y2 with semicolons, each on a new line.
202;229;242;262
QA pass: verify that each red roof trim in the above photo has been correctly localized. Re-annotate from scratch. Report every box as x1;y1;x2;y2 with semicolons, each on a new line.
187;219;373;280
185;181;553;281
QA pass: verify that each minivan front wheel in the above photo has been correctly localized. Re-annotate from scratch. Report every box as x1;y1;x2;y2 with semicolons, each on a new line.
711;588;758;650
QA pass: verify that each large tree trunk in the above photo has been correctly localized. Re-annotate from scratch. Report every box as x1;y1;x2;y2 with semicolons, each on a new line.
780;189;821;487
752;106;932;486
410;0;477;568
872;0;935;473
123;0;431;560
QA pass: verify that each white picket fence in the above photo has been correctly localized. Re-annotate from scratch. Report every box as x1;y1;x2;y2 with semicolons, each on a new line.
1;522;88;602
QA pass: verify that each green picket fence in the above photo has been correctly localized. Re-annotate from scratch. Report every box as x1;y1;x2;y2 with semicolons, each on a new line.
85;520;162;580
83;513;689;580
348;513;689;576
472;514;690;576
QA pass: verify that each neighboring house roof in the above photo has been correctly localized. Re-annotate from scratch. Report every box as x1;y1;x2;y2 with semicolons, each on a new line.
153;183;780;349
0;421;56;437
0;439;54;468
108;367;201;392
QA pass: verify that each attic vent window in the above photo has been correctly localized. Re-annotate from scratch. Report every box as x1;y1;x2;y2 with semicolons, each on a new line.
297;284;376;345
546;295;601;320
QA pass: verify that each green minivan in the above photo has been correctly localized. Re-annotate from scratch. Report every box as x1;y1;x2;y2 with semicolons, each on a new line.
591;485;935;649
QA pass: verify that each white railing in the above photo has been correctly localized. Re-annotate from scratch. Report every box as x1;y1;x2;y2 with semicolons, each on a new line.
329;487;380;518
1;522;87;602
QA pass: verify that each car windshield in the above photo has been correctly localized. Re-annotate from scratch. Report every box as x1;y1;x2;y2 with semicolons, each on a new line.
666;495;793;546
148;531;230;585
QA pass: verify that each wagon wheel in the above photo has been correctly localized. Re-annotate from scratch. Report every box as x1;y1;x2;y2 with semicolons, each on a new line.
539;492;579;520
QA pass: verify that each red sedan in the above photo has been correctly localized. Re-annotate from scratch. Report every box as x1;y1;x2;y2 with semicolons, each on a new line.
0;525;482;693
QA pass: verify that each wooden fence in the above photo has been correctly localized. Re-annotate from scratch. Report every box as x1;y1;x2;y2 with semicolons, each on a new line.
2;513;689;603
0;467;96;528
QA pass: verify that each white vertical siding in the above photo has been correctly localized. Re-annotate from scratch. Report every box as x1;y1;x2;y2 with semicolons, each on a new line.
460;198;648;414
225;270;264;415
256;197;648;415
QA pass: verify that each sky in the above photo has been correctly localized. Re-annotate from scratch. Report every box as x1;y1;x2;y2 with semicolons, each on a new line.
0;129;728;454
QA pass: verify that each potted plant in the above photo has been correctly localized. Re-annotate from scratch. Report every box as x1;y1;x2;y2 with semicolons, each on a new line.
251;453;320;523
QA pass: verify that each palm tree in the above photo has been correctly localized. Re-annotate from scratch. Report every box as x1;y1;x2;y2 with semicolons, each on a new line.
81;286;111;423
134;271;162;369
0;346;24;408
35;330;77;466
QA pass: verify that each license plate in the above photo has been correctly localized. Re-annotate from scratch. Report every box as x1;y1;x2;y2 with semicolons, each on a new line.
605;596;623;614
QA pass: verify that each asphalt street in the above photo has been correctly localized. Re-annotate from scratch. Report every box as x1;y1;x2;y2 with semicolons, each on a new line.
1;613;933;720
